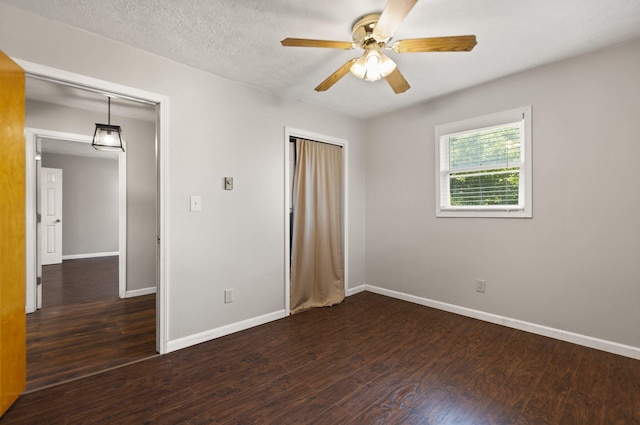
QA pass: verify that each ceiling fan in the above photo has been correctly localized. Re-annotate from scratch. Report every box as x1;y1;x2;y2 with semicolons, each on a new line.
281;0;477;94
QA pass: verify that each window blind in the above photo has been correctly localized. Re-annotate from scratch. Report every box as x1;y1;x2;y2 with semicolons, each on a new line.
447;122;522;207
449;123;521;171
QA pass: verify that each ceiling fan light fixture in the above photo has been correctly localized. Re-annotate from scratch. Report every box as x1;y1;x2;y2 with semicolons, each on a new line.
350;55;367;79
365;66;382;82
350;49;395;82
379;51;397;77
364;49;382;81
365;49;381;67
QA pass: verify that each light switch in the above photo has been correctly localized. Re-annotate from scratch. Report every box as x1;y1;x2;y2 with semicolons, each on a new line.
190;195;202;212
224;177;233;190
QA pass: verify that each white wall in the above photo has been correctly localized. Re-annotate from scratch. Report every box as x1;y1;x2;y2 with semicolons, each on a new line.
25;99;157;292
41;152;119;257
0;3;366;345
365;39;640;350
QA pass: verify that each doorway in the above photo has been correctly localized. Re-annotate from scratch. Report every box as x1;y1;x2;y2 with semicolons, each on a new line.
23;93;158;391
284;127;349;315
17;58;169;354
25;129;128;312
16;60;169;392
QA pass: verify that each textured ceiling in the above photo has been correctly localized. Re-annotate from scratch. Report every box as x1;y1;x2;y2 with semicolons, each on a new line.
5;0;640;119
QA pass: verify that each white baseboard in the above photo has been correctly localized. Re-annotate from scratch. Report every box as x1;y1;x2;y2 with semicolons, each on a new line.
125;287;156;298
166;309;286;353
365;285;640;360
62;251;119;260
347;284;365;296
165;287;365;353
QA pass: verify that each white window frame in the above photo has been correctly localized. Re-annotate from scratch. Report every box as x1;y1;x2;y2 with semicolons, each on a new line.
435;106;532;218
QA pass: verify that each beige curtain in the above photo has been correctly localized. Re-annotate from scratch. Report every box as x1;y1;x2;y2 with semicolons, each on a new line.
290;138;344;314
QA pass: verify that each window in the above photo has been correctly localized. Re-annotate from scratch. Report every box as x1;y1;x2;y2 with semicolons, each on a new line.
435;106;532;218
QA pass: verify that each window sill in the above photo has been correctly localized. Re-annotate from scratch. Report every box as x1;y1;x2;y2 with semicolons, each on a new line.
436;208;532;218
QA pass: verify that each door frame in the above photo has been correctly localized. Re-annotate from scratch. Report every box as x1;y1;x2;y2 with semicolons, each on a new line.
283;127;349;315
25;128;128;312
17;58;170;354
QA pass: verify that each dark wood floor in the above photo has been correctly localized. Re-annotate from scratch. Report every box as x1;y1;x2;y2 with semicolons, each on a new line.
42;256;120;307
5;291;639;424
26;257;156;391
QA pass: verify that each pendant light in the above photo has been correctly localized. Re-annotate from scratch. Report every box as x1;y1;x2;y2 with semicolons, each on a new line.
92;97;124;152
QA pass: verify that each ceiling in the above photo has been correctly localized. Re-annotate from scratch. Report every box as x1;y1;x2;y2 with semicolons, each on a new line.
26;77;157;122
40;137;119;160
5;0;640;119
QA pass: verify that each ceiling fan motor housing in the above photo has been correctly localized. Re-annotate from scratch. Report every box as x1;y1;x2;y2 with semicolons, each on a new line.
351;13;383;46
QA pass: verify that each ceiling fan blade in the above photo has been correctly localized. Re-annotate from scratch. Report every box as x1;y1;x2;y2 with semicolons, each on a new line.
384;68;410;94
392;35;477;53
373;0;418;42
281;38;355;49
315;59;358;92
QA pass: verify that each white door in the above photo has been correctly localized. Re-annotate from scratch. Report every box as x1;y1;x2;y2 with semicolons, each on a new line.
40;167;63;265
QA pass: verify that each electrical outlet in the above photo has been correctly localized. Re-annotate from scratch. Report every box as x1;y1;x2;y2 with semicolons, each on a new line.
224;288;234;303
476;279;486;293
